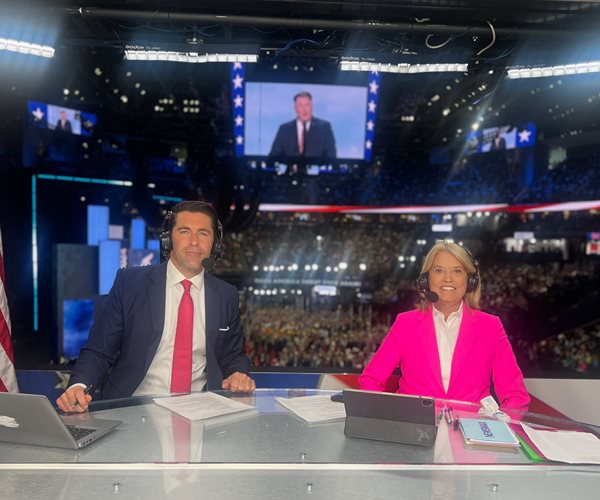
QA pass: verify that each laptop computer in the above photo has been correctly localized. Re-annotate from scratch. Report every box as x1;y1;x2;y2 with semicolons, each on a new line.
342;389;437;447
0;393;121;449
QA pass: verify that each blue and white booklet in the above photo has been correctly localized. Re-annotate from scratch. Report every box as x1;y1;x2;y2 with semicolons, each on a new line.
459;418;520;448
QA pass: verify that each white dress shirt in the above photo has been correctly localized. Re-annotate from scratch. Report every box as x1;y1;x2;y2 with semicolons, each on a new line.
432;302;463;392
296;119;311;148
134;260;207;395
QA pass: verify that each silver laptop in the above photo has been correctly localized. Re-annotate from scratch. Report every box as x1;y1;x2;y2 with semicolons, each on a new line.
343;389;437;447
0;393;121;449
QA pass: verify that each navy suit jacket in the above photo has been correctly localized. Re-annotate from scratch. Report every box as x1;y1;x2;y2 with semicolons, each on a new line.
69;262;250;399
269;117;336;158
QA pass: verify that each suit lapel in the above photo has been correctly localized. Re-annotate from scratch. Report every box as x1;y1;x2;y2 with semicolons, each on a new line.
146;263;167;368
417;309;445;393
449;306;480;390
204;272;218;357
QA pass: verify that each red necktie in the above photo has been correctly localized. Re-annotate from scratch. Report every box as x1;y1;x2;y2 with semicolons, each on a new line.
170;279;193;393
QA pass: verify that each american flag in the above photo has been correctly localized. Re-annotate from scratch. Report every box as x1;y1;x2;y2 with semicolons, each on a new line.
364;71;381;162
231;62;246;158
0;227;19;392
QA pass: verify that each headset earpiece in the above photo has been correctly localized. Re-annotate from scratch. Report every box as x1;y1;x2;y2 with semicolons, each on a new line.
462;246;480;293
160;211;174;259
466;272;479;293
416;273;429;294
211;218;225;262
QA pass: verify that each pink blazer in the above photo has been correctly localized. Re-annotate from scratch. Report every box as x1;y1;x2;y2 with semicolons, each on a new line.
359;305;530;410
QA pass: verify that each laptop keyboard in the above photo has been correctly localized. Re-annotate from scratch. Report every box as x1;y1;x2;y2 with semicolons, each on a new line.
66;425;96;441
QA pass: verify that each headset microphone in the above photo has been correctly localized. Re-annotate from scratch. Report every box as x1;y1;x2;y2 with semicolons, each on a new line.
202;257;216;272
416;273;439;303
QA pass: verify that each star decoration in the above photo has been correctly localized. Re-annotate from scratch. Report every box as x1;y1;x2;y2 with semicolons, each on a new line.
366;120;375;131
232;74;244;89
32;107;44;121
369;80;379;94
518;129;532;143
234;115;244;127
368;100;377;113
233;95;244;108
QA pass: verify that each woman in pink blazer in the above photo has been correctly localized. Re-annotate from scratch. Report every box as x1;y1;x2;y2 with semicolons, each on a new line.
359;242;529;410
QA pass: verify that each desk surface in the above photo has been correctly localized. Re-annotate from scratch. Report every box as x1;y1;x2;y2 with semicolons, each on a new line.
1;389;599;499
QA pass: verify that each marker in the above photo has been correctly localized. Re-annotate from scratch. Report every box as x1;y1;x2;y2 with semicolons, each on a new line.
444;407;452;425
71;385;93;408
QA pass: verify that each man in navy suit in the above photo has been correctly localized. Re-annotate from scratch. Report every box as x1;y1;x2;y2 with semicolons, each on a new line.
55;110;72;133
269;91;336;158
57;201;255;412
490;130;506;150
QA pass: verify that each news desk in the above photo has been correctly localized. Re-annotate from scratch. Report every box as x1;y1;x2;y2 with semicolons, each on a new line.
1;389;599;499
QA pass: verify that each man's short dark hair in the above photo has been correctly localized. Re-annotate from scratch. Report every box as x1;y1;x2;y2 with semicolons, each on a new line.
294;91;312;102
167;200;220;237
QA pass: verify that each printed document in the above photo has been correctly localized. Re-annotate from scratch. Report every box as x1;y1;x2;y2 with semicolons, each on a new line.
275;395;346;423
154;392;254;420
521;423;600;464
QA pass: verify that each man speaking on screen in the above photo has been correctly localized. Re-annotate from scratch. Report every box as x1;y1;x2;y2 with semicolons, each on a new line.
269;91;336;158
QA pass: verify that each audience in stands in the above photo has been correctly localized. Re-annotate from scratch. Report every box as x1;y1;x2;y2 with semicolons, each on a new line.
231;216;600;375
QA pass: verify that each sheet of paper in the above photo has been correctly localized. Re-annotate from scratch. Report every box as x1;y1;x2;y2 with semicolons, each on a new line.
521;423;600;464
153;392;254;420
275;395;346;424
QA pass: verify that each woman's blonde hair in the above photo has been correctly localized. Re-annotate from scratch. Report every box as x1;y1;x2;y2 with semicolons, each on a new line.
417;241;481;311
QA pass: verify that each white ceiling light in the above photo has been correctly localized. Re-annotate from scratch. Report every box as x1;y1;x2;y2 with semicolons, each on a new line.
340;60;468;73
124;50;258;64
0;37;55;58
507;61;600;79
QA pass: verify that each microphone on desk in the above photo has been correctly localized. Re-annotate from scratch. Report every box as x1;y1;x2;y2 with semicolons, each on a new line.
202;257;216;272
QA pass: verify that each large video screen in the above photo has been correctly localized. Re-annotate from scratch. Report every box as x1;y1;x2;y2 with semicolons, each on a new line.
28;101;97;136
232;63;379;164
23;101;98;167
465;123;536;155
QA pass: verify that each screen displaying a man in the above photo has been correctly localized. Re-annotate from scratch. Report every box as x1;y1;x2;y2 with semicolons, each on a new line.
490;130;506;150
55;110;72;133
269;91;336;158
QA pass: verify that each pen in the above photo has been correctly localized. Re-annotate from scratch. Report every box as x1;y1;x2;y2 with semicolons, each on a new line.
444;407;452;425
448;406;455;422
71;385;93;408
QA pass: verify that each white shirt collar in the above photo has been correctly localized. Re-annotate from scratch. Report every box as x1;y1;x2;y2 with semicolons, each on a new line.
296;119;311;131
433;301;464;323
166;259;204;290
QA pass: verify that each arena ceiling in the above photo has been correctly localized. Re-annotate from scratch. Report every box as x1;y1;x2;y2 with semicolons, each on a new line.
3;1;600;147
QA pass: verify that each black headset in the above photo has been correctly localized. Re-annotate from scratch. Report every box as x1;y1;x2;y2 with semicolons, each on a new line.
159;201;225;262
416;245;480;295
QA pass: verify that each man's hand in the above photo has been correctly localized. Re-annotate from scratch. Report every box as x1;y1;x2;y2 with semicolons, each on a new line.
222;372;256;393
56;385;93;413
